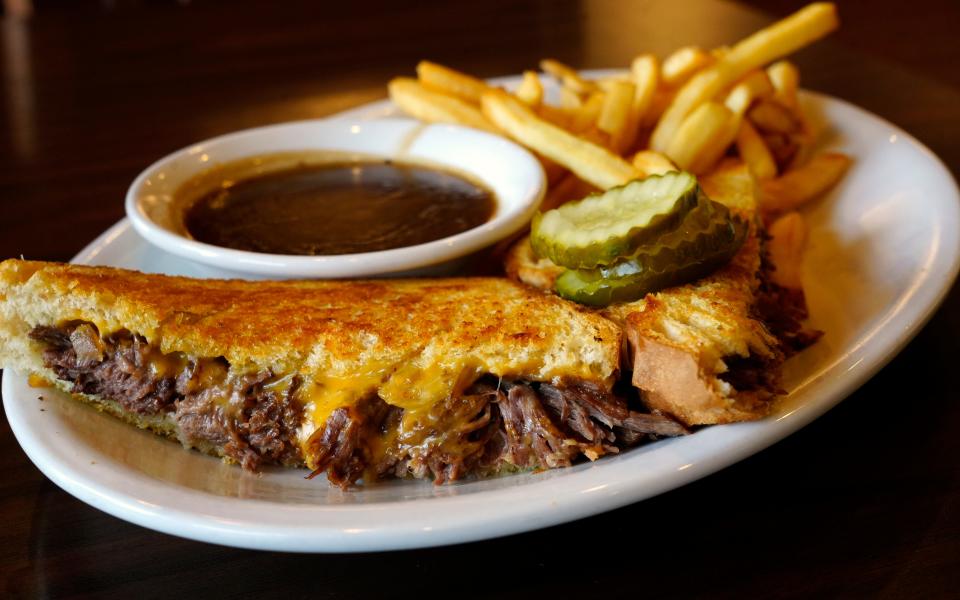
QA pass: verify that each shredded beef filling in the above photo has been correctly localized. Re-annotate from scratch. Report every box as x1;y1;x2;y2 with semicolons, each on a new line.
305;377;688;488
30;322;303;469
33;324;180;415
373;389;497;484
305;396;392;487
31;322;688;489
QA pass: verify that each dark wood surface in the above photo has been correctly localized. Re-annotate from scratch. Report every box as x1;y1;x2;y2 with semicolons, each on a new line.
2;1;959;597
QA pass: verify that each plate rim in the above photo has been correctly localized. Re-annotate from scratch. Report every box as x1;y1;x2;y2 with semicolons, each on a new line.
4;80;959;552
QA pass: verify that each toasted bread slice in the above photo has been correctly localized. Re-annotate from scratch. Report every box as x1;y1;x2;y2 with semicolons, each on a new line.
3;260;686;486
0;261;619;391
507;160;790;425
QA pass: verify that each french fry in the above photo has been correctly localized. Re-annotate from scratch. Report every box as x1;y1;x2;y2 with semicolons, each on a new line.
690;69;776;173
787;129;817;170
481;90;641;190
642;88;674;128
767;211;808;289
540;58;598;95
538;103;574;130
540;173;579;212
711;46;731;60
760;152;852;213
628;54;660;144
631;150;677;177
537;153;567;186
650;3;838;152
767;60;800;110
569;91;605;133
416;61;491;105
578;126;611;149
724;70;775;116
748;99;801;134
690;116;739;175
736;120;778;180
763;131;800;167
560;86;584;109
540;172;599;211
597;80;635;152
597;74;632;91
388;77;498;133
661;46;715;88
515;70;544;107
665;101;735;173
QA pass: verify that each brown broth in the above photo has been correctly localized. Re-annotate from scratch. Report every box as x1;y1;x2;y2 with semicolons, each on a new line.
182;159;496;255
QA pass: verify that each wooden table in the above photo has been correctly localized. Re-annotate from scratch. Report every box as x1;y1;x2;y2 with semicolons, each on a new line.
2;1;959;596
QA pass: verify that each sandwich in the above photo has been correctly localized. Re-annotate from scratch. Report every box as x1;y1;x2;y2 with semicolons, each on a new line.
0;261;687;487
506;160;818;425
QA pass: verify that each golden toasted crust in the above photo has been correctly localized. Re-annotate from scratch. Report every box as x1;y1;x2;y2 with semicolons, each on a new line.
0;260;621;397
505;161;783;425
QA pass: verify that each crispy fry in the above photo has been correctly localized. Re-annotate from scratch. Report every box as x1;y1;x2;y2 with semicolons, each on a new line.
597;75;632;91
692;70;777;173
540;172;599;211
540;58;598;95
665;101;735;174
598;80;635;152
560;86;584;109
748;99;801;134
650;3;838;151
691;117;739;175
416;61;491;105
767;211;808;289
388;77;498;133
627;54;660;145
481;90;640;190
515;70;544;107
711;46;731;60
537;153;567;186
578;126;610;149
540;176;578;213
762;131;801;168
724;70;775;116
761;152;852;213
642;88;674;128
661;46;715;88
570;91;605;133
631;150;677;177
787;130;816;170
767;60;800;110
736;120;778;180
597;81;634;134
538;103;574;130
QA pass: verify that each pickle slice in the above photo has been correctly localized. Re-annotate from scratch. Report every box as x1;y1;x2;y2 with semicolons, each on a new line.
555;215;748;306
602;197;739;278
531;171;699;269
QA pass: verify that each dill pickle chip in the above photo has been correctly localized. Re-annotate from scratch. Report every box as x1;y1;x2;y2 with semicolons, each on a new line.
604;197;740;277
555;214;748;307
530;171;699;269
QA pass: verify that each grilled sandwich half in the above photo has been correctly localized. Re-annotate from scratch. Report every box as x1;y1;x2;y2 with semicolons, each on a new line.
0;262;687;486
507;160;812;425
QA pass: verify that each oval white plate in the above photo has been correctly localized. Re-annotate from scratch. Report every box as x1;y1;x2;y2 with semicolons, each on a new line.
4;77;959;552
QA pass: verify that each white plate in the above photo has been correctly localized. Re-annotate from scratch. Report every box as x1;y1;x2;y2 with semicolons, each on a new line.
4;77;960;552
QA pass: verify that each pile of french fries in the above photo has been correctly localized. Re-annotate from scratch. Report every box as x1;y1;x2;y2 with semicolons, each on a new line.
388;2;851;292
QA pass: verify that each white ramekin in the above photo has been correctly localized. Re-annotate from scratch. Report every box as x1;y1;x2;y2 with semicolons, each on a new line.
125;118;545;278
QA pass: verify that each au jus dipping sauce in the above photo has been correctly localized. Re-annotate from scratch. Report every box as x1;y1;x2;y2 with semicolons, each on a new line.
182;158;496;255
